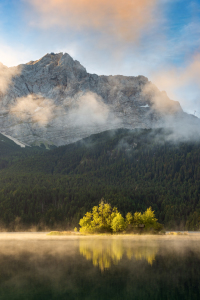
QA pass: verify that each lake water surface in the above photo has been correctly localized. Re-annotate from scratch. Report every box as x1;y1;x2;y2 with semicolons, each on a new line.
0;233;200;299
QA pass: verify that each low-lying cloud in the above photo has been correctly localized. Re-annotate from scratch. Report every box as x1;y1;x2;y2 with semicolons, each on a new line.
0;64;20;94
9;91;117;128
68;92;112;127
142;82;182;114
10;94;55;125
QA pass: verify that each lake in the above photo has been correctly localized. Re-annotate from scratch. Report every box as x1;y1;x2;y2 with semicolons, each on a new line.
0;233;200;299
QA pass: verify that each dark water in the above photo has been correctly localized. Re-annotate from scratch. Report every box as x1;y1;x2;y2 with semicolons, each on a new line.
0;233;200;300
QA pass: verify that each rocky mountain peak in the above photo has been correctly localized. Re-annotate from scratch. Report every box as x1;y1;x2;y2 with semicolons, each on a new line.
25;52;86;74
0;53;198;147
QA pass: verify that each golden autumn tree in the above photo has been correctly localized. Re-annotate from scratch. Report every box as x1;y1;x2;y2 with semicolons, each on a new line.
79;199;120;233
79;201;162;234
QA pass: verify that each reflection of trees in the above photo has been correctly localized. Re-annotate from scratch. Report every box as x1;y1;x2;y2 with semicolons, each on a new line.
126;245;157;265
79;240;120;271
79;239;158;271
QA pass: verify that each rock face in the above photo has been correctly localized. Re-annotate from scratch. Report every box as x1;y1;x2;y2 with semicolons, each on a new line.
0;52;196;146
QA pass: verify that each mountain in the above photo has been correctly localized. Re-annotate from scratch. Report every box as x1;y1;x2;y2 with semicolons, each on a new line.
1;53;200;231
0;52;198;147
0;128;200;231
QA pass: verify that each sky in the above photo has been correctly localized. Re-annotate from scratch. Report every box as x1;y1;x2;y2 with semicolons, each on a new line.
0;0;200;114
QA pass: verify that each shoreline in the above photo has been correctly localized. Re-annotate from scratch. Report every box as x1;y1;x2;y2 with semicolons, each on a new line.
0;231;200;241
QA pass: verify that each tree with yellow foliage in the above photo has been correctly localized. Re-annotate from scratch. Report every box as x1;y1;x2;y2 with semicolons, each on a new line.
126;207;162;232
79;201;162;234
111;213;126;232
79;199;119;233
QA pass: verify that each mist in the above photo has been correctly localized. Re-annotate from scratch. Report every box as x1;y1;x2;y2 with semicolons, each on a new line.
9;91;120;139
66;92;116;127
0;63;20;94
10;94;56;125
0;233;200;299
137;79;200;143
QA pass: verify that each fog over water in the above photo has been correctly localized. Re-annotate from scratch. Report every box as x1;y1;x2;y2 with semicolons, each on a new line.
0;233;200;299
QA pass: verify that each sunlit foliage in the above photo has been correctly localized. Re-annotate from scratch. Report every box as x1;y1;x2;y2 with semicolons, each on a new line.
79;199;119;233
111;213;126;232
79;201;162;233
133;207;161;229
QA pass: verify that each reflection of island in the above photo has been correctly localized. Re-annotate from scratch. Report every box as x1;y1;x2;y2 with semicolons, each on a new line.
79;239;158;271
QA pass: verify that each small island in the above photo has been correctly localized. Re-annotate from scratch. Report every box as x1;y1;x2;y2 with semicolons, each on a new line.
48;199;164;235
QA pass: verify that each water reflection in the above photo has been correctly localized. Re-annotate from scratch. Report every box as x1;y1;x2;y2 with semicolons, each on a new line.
79;238;158;270
0;234;200;300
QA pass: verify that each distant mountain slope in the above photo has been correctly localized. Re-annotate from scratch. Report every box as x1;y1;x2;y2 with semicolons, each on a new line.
0;132;48;171
0;128;200;231
1;52;198;147
0;133;22;155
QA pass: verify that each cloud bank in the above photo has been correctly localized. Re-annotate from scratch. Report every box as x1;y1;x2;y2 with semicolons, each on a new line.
9;92;117;128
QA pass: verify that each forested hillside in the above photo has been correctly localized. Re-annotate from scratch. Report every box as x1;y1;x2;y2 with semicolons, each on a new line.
0;128;200;231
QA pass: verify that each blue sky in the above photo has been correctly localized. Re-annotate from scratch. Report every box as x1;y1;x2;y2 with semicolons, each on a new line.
0;0;200;114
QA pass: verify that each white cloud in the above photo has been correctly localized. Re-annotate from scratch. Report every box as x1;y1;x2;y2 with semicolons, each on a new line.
10;94;56;125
